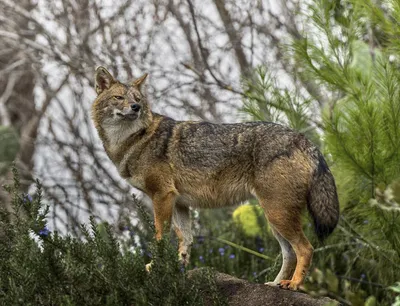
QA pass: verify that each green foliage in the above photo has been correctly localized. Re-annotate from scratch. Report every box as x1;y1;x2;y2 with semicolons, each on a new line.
305;268;378;306
390;282;400;306
243;67;320;145
240;0;400;305
0;170;226;306
188;208;280;283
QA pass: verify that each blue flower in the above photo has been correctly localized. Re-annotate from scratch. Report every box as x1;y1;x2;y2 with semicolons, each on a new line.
229;254;235;259
218;247;225;255
209;248;213;254
258;248;264;253
38;226;50;237
23;194;33;203
253;272;257;277
361;273;366;279
199;256;204;263
363;220;369;224
197;236;205;243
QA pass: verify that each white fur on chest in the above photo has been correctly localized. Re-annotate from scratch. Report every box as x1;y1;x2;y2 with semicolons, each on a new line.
102;118;144;177
104;122;142;148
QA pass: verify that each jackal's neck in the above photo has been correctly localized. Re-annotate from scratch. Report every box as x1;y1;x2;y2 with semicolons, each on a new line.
101;125;146;158
98;111;155;150
100;112;168;171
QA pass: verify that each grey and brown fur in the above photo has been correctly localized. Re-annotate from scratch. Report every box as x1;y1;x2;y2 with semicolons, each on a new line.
91;67;340;290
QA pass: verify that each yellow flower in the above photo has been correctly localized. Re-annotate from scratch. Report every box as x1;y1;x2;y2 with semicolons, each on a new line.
232;203;270;237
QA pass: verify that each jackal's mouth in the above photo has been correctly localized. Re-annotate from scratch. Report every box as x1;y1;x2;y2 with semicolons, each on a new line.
116;111;138;120
124;113;138;120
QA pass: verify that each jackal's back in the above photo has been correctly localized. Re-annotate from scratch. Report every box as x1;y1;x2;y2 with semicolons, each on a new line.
163;118;313;172
147;116;317;208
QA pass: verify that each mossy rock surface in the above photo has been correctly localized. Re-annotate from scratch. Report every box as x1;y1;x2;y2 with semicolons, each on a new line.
188;269;340;306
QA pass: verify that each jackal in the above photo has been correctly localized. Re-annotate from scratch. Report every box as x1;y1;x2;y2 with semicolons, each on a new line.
91;67;339;290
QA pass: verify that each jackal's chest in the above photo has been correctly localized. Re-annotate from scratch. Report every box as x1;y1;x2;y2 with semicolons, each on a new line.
128;175;146;191
112;152;145;190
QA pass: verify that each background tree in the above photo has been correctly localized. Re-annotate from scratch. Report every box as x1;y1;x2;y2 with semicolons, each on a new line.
0;0;37;213
0;0;324;233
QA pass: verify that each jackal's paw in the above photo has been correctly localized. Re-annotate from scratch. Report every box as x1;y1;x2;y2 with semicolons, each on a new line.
264;281;279;287
145;261;153;272
278;280;299;290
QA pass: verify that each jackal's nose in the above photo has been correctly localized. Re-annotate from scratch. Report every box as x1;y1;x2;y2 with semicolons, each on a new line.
131;103;141;112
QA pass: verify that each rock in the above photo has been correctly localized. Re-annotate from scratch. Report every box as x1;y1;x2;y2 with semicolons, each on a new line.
188;269;340;306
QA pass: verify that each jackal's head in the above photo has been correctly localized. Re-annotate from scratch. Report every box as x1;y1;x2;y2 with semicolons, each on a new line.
92;66;152;144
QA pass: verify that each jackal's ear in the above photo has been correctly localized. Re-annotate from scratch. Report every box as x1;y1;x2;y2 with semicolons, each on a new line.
95;66;116;95
131;73;148;91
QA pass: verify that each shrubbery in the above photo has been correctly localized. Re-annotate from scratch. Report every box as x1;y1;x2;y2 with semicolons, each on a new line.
0;168;226;306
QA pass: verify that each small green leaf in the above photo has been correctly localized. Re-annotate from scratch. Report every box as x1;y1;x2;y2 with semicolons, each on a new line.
364;296;377;306
326;269;339;293
311;268;325;285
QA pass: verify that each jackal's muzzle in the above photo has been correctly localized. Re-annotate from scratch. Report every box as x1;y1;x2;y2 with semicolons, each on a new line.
116;104;141;121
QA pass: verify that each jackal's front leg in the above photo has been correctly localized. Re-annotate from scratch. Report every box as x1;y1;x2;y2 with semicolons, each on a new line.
146;191;176;272
173;203;193;266
153;191;176;240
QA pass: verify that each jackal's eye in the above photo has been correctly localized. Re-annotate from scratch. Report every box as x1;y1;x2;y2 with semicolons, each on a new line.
114;96;125;100
134;93;141;101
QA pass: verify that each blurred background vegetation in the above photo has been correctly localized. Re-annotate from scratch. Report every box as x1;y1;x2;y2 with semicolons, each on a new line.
190;0;400;304
0;0;399;305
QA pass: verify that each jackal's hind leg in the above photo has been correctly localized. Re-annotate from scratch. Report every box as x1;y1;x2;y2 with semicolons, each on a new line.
259;200;313;290
173;203;193;266
265;228;296;287
280;234;313;290
267;211;313;290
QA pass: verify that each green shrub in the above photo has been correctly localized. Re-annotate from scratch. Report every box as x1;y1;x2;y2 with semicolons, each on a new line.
0;168;226;306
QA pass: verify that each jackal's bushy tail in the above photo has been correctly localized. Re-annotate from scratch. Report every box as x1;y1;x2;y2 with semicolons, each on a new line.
307;151;340;241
